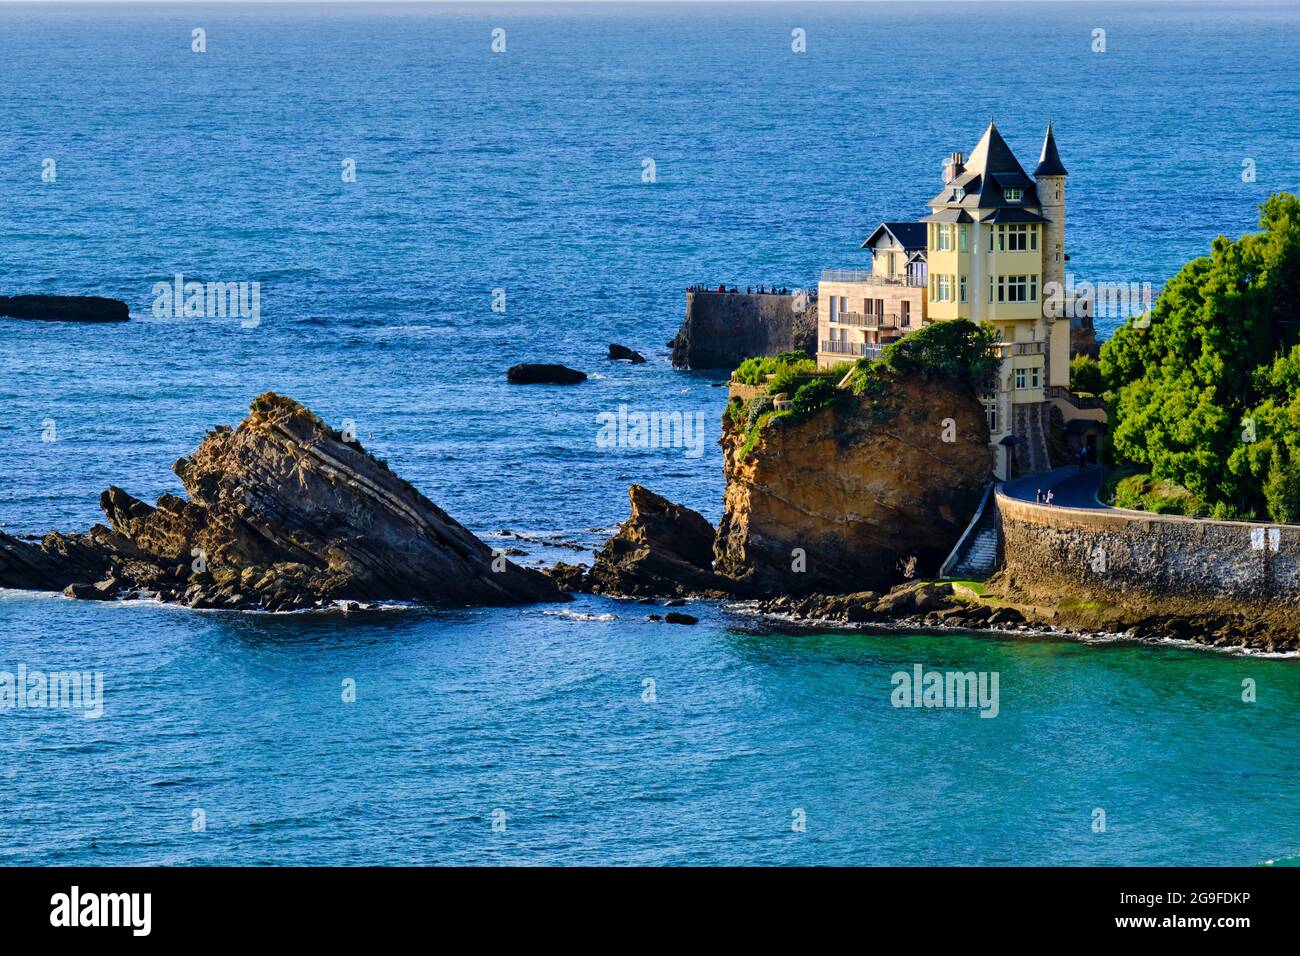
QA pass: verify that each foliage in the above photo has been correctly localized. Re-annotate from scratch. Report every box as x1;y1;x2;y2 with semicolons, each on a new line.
731;350;815;386
1100;192;1300;520
1069;355;1103;395
877;319;1001;390
1112;473;1207;516
788;377;841;417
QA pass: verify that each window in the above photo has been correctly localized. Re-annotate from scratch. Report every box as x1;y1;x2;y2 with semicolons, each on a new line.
1031;226;1038;251
988;276;995;303
1004;224;1029;252
1005;188;1023;203
936;274;952;302
936;225;953;252
1030;275;1038;302
959;224;969;252
984;401;999;433
959;275;968;303
987;227;994;253
1015;366;1042;390
997;275;1031;303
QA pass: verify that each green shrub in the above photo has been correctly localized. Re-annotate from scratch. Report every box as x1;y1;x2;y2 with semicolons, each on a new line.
878;319;1001;389
789;377;840;417
1070;355;1103;395
1113;473;1207;516
743;395;774;431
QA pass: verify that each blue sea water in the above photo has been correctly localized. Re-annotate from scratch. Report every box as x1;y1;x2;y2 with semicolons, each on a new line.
1;1;1299;866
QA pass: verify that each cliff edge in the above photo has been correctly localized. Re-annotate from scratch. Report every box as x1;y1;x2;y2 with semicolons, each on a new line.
715;370;994;595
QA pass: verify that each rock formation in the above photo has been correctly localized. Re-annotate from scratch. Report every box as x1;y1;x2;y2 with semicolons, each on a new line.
715;372;994;595
0;393;565;611
0;294;129;322
506;363;587;385
671;290;816;370
607;343;646;364
585;485;735;597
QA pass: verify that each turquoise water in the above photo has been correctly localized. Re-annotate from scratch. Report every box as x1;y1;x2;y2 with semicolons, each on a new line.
2;2;1300;865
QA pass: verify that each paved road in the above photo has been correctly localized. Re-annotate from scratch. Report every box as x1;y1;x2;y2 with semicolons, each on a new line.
1002;464;1107;509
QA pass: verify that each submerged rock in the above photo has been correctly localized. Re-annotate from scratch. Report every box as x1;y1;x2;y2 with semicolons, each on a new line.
586;485;735;598
506;363;587;385
5;393;566;611
0;294;129;323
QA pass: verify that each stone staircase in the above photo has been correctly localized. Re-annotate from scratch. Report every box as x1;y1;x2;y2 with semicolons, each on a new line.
951;523;1000;579
1012;402;1052;477
939;483;1002;580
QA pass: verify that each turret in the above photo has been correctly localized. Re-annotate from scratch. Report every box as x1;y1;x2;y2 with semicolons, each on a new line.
1035;122;1068;302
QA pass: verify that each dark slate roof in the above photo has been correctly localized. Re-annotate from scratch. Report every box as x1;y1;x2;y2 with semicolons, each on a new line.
861;221;928;251
920;208;975;223
929;121;1041;211
980;207;1050;224
1034;122;1068;177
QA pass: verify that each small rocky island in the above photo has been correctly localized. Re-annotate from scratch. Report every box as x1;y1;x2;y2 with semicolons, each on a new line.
0;294;130;322
0;393;565;610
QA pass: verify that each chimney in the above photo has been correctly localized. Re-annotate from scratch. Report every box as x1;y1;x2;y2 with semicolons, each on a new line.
943;151;965;184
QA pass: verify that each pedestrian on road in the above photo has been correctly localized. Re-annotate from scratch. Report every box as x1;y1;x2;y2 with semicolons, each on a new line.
1046;489;1055;507
1036;488;1043;504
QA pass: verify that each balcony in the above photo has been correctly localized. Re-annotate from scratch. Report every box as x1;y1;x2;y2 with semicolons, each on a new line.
1046;385;1107;410
994;341;1046;358
820;340;885;359
821;269;926;288
836;311;902;330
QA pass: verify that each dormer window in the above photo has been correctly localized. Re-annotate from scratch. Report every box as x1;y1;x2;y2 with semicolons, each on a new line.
954;187;966;201
1004;188;1023;203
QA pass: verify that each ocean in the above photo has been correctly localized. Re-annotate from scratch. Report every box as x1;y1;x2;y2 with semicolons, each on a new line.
2;1;1299;865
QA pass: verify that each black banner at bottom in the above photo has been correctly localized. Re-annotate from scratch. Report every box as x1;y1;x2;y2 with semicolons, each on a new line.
0;866;1283;940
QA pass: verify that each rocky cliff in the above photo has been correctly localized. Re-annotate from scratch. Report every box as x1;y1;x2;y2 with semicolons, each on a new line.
0;393;563;610
670;291;816;370
584;485;734;597
714;372;994;595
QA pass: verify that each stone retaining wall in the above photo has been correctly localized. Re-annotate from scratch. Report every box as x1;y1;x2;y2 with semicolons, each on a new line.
997;492;1300;603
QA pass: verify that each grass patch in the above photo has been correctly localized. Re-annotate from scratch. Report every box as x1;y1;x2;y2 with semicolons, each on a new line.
1113;472;1208;516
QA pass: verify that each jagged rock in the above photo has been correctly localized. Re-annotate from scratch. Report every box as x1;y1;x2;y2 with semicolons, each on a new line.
608;343;646;364
664;612;698;625
0;294;129;323
5;393;566;611
0;530;113;591
715;371;993;596
987;606;1025;626
542;561;588;592
587;485;735;598
873;581;955;616
63;580;117;601
506;364;587;385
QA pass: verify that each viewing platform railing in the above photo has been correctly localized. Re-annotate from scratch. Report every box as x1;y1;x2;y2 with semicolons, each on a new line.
820;269;926;288
820;340;885;359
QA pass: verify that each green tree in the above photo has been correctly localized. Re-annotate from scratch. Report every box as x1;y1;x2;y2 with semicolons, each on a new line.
1069;354;1103;395
1100;192;1300;518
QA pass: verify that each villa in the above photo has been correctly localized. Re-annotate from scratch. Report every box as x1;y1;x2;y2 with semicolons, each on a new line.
818;121;1102;479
